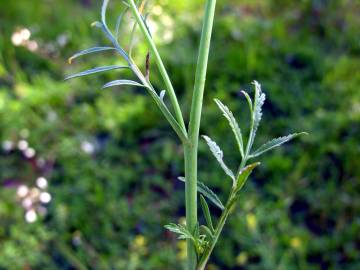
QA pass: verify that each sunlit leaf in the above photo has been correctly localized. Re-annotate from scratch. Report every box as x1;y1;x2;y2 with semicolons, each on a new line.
202;135;235;182
102;79;145;89
214;99;244;158
68;47;115;64
65;65;128;80
178;177;225;210
249;132;308;158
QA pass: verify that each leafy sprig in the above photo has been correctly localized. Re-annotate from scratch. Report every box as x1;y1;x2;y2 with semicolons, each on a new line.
66;0;187;142
195;81;307;269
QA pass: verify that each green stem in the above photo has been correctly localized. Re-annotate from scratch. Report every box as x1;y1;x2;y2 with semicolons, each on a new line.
128;0;186;133
197;197;233;270
186;0;217;269
130;63;188;143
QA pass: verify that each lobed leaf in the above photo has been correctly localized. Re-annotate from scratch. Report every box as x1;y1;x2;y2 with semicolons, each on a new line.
164;223;194;241
249;132;308;158
214;99;244;158
65;65;128;80
202;135;235;182
102;79;145;89
178;177;225;210
68;47;115;64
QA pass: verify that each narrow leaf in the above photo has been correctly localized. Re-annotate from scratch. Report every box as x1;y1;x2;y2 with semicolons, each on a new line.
92;15;129;62
202;135;235;182
178;177;225;210
214;99;244;158
65;65;128;80
122;0;130;7
101;0;110;27
250;132;308;158
234;162;260;194
249;81;266;148
102;80;145;89
200;195;215;233
68;47;115;64
200;225;213;239
160;90;166;102
241;90;253;112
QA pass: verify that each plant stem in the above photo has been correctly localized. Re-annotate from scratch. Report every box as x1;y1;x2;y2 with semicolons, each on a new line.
128;0;186;133
197;195;233;270
186;0;217;269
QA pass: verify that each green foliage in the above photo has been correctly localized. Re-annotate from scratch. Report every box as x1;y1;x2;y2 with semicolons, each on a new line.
0;0;359;269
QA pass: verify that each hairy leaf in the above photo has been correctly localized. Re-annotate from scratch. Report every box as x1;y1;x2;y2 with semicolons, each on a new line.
178;177;225;210
102;79;145;89
214;99;244;158
65;65;128;80
249;81;266;148
68;47;115;64
200;195;214;233
250;132;308;158
164;223;194;241
202;135;235;182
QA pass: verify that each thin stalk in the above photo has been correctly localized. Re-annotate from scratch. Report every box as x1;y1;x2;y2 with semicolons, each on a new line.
128;0;186;133
186;0;217;269
197;195;234;270
130;62;188;143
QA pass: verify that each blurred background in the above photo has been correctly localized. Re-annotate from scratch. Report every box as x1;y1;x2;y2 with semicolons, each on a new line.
0;0;359;269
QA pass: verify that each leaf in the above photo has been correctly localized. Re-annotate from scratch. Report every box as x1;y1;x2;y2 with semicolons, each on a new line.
200;225;213;239
241;90;253;112
200;195;214;233
101;0;110;28
249;81;266;148
91;22;129;62
159;90;166;102
65;65;128;80
214;99;244;158
68;47;115;64
102;80;145;89
202;135;235;182
249;132;308;158
234;162;260;194
164;223;194;241
178;177;225;210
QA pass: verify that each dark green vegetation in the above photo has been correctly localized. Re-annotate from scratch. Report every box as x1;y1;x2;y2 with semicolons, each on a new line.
0;0;359;269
